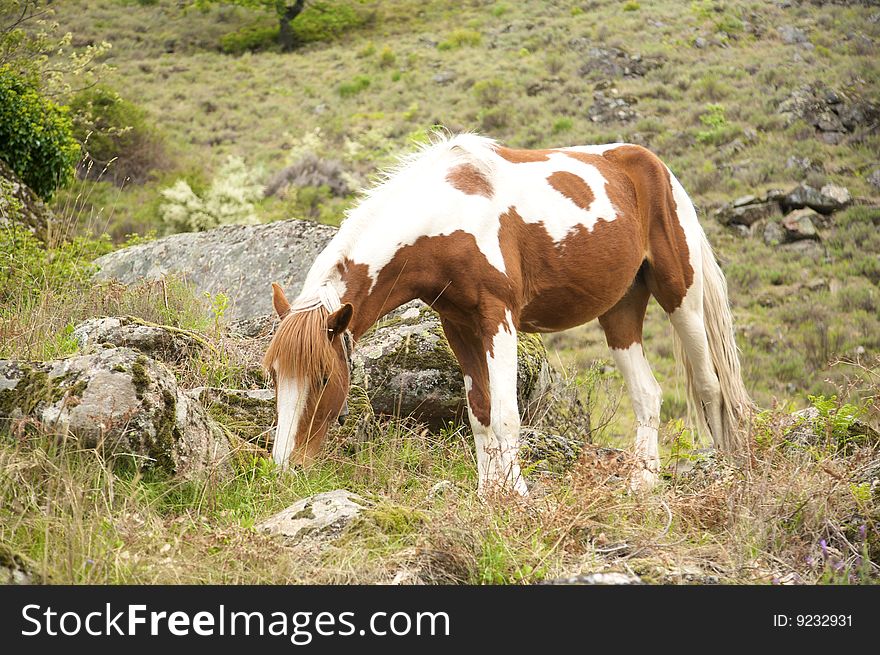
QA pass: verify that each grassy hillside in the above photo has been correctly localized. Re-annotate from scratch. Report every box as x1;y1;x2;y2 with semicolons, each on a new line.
1;0;878;585
49;0;879;421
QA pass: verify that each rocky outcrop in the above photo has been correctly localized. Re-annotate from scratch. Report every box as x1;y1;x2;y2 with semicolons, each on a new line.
777;84;879;144
72;316;209;364
0;159;57;241
256;490;369;548
351;302;553;426
0;544;43;585
94;218;337;320
573;45;662;79
588;89;638;124
716;184;855;250
0;348;231;478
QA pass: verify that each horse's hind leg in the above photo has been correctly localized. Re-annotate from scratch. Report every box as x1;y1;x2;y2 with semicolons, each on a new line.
598;275;662;491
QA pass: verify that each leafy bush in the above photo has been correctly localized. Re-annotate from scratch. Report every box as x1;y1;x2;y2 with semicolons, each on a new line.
338;75;371;97
219;24;279;54
159;156;262;233
68;85;167;185
695;103;741;146
292;1;365;44
0;66;80;199
438;28;482;50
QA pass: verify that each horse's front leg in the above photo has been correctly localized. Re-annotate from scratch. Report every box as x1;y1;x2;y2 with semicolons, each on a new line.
441;311;528;497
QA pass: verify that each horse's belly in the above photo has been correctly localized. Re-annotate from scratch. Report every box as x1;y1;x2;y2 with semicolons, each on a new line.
518;288;614;332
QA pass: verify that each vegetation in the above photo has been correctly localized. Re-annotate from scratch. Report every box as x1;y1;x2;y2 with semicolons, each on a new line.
0;0;878;585
0;66;79;199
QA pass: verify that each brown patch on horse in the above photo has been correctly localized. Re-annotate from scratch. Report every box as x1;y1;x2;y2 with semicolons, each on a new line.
263;308;336;383
598;267;652;349
493;146;553;163
546;171;595;210
498;207;645;333
446;163;493;197
601;145;694;312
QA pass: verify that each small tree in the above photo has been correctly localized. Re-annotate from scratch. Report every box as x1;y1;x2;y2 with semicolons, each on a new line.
198;0;306;51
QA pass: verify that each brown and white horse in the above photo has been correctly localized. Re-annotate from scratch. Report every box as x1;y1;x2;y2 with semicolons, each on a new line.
263;134;752;494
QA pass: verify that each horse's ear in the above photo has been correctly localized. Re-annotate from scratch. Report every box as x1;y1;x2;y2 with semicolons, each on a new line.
327;303;353;340
272;282;291;318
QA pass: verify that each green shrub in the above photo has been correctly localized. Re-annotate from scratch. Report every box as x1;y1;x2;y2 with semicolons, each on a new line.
292;2;365;44
0;66;79;200
623;1;641;11
338;75;371;97
68;85;167;185
378;46;396;68
219;24;279;54
695;103;741;146
552;117;574;134
159;156;262;234
438;28;482;50
472;79;507;107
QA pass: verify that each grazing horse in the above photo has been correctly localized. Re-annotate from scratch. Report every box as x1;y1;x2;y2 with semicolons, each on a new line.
263;134;752;494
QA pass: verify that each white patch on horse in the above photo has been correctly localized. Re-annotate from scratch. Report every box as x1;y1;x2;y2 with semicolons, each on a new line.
325;134;622;294
273;373;308;468
482;309;528;496
610;343;662;491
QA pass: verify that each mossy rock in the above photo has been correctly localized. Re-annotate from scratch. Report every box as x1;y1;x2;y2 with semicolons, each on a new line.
0;348;230;479
351;301;553;426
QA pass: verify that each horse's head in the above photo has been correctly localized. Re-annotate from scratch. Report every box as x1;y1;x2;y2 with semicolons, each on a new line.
262;283;353;468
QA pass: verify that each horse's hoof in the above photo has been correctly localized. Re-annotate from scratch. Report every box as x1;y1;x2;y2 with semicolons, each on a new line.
629;468;659;493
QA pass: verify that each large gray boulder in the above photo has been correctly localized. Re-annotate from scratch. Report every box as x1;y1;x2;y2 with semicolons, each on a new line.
0;348;231;478
352;302;553;426
93;219;337;320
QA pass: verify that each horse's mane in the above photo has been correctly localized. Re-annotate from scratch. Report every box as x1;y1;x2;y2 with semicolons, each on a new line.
263;307;336;383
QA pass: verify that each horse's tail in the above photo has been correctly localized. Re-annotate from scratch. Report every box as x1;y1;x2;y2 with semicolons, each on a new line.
672;227;753;456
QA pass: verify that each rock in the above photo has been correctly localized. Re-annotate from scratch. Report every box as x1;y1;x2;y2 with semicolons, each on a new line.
187;386;275;447
543;572;643;585
256;490;369;548
867;168;880;191
763;220;785;246
0;348;231;478
576;46;661;79
227;314;277;340
72;316;208;364
778;84;879;138
782;209;820;241
432;71;456;85
587;90;639;124
780;239;825;258
94;218;337;320
519;428;584;473
781;183;852;214
0;159;57;242
784;406;880;450
0;544;43;584
351;302;553;426
714;198;782;227
777;25;807;44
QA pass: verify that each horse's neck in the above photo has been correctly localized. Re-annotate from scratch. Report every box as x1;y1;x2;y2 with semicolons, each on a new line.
337;257;421;340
